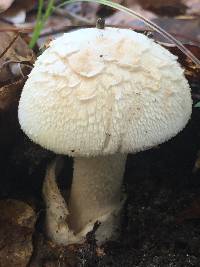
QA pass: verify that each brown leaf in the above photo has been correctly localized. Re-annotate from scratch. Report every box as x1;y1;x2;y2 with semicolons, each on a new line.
106;3;157;27
2;0;35;17
0;199;36;228
0;26;34;110
184;0;200;15
0;27;35;151
153;17;200;44
0;77;26;152
162;43;200;83
0;0;15;13
136;0;187;16
0;27;35;85
0;78;25;111
29;234;78;267
0;199;36;267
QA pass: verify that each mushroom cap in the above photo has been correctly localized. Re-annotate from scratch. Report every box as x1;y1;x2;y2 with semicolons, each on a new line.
18;27;192;157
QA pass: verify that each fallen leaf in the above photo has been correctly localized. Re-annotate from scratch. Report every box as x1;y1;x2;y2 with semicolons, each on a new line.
0;28;35;85
0;26;35;152
0;199;36;267
0;0;14;13
153;17;200;44
80;2;99;20
0;78;25;111
0;0;35;25
184;0;200;15
162;43;200;83
1;0;35;17
29;234;78;267
65;2;99;22
136;0;187;16
106;4;157;27
0;77;27;152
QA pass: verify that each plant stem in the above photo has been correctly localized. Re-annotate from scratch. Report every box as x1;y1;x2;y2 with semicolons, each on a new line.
29;0;55;48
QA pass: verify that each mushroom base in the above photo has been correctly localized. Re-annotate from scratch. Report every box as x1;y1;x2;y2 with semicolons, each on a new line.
43;154;127;245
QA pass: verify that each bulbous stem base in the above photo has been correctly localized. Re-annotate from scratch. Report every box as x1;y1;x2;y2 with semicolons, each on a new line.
43;154;127;245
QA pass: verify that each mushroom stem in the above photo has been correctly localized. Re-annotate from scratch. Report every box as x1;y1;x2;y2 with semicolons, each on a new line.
43;154;127;245
68;153;127;242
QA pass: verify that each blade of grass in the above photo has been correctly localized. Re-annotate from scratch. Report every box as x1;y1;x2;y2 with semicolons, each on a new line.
29;0;44;48
57;0;200;66
29;0;55;48
195;102;200;108
44;0;55;21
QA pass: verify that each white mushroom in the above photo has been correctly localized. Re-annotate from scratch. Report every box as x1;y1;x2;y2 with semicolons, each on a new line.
18;27;192;245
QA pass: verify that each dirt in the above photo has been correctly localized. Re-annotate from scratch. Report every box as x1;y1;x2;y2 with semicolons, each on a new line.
0;82;200;266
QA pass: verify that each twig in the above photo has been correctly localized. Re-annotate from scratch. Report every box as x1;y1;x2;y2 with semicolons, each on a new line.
29;0;55;48
0;27;33;33
1;60;33;68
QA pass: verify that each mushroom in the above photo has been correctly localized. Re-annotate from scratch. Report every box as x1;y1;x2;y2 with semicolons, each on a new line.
18;26;192;245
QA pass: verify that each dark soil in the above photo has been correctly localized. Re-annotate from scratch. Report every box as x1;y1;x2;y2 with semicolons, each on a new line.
0;83;200;266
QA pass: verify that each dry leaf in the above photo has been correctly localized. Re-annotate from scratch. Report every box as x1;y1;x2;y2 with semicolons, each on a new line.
2;0;35;17
0;78;25;111
0;0;35;24
136;0;187;16
0;199;36;267
153;17;200;44
0;78;25;152
0;0;15;13
0;27;35;85
163;43;200;83
0;26;35;151
184;0;200;15
106;4;157;27
29;234;78;267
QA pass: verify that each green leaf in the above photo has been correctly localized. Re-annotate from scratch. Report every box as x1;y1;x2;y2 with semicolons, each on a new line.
194;102;200;108
29;0;55;49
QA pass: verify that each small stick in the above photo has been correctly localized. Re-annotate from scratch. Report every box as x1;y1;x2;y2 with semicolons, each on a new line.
96;18;105;29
